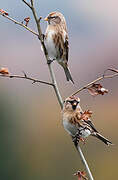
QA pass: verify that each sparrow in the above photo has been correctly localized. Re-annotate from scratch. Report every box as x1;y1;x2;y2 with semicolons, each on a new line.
62;96;112;147
44;12;74;83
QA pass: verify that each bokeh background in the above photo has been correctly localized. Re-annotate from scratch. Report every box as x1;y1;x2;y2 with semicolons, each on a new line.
0;0;118;179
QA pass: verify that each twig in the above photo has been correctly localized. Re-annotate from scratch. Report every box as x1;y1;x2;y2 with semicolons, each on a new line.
76;145;94;180
0;12;38;37
0;73;54;86
0;1;94;179
22;0;32;9
30;0;34;6
23;0;63;108
21;0;94;179
71;73;118;96
48;63;63;108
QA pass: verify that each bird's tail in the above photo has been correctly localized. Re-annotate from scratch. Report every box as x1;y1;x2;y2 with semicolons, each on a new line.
92;132;112;146
63;66;74;84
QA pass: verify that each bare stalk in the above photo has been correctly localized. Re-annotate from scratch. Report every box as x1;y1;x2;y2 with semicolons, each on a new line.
71;73;118;96
0;73;54;86
76;145;94;180
0;1;95;179
24;0;63;107
22;0;32;9
0;12;38;36
23;0;93;179
48;63;63;108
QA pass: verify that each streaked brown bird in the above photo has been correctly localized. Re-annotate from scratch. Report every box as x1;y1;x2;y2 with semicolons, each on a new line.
44;12;74;83
62;96;112;146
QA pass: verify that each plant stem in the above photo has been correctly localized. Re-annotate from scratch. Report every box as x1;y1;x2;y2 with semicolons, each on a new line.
24;1;94;179
71;73;118;96
76;145;94;180
0;74;53;86
0;1;95;179
0;12;38;36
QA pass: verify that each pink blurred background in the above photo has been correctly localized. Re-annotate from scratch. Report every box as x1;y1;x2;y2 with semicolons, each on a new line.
0;0;118;179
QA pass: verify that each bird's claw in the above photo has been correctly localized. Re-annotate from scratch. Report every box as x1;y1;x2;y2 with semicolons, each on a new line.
47;59;53;64
79;137;86;144
38;34;45;41
72;132;80;145
73;131;85;145
47;59;55;64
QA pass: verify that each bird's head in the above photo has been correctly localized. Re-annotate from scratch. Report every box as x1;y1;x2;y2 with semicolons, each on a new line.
63;96;80;111
44;11;66;26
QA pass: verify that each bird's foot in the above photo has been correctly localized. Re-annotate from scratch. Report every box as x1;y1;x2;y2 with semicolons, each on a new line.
38;34;45;41
79;137;86;144
73;137;79;147
73;130;86;145
72;136;78;143
72;132;80;146
47;59;55;64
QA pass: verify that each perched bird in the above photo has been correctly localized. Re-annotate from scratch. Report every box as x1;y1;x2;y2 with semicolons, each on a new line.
62;96;112;146
44;12;74;83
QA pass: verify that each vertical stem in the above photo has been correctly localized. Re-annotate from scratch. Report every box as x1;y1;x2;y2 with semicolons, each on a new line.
29;1;63;108
24;1;94;179
76;145;94;180
48;63;63;108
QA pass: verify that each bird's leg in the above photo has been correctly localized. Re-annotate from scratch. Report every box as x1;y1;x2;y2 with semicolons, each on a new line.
79;137;86;144
38;34;45;41
72;137;79;147
79;127;87;144
72;130;81;145
73;129;86;145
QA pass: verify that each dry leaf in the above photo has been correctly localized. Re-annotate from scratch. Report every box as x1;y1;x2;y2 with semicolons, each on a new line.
80;110;92;121
0;9;9;15
87;83;108;96
24;17;30;26
0;67;9;75
74;171;88;180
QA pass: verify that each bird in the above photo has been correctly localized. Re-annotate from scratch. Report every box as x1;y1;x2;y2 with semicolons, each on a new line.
44;11;74;83
62;96;112;147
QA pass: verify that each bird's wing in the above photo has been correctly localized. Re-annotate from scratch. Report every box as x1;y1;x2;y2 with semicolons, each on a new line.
77;104;98;132
84;119;98;132
56;31;69;63
64;34;69;61
69;112;84;128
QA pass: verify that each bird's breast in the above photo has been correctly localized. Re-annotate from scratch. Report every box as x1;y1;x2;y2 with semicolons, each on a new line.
63;118;78;136
45;30;57;59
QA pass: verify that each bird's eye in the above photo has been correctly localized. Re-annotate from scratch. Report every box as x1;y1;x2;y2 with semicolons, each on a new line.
66;100;71;104
50;16;58;19
66;99;79;104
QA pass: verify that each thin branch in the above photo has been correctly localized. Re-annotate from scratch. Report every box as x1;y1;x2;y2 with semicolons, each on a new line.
22;0;32;9
48;63;63;108
30;0;34;6
0;12;38;37
0;73;54;86
29;1;43;40
25;2;94;180
22;0;63;108
76;145;94;180
1;1;94;179
21;1;94;179
71;72;118;96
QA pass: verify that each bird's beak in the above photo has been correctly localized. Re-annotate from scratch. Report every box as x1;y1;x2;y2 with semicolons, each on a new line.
72;102;78;110
73;102;77;106
44;17;48;21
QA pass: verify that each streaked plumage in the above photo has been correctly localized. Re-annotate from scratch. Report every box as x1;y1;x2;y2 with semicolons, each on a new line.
44;12;74;83
62;96;112;146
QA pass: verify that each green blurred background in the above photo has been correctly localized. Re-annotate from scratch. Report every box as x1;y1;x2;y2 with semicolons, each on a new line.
0;0;118;179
